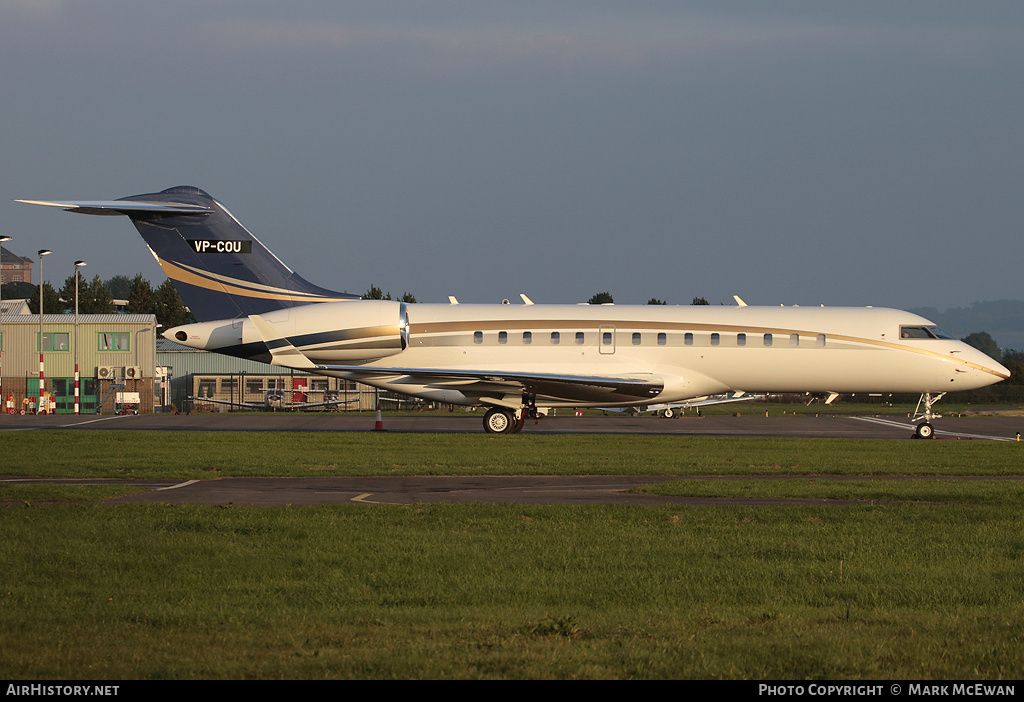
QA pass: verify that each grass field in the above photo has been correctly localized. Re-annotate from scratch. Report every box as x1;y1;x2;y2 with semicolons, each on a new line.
1;430;1022;679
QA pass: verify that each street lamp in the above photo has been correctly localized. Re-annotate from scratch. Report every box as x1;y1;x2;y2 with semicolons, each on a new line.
37;249;51;414
0;235;11;414
74;260;86;415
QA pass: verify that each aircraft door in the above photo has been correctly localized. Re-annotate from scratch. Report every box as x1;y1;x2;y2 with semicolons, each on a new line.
599;325;616;355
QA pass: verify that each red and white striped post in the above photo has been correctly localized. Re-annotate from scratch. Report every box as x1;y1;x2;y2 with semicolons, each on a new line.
0;236;10;410
37;249;51;415
73;261;86;414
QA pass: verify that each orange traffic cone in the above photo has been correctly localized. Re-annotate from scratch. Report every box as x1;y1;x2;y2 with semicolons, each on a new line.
374;402;386;431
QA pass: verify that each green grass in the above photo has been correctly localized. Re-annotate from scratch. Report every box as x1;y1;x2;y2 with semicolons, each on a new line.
639;477;1024;504
1;500;1022;679
1;431;1022;678
1;431;1023;481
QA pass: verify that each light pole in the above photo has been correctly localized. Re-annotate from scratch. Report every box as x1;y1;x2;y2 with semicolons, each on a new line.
37;249;51;414
0;235;11;414
74;260;86;415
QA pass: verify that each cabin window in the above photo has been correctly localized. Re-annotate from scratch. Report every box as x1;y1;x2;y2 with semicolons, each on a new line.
550;332;560;345
790;334;800;347
737;333;746;347
498;331;508;345
523;331;532;344
632;332;641;345
657;332;667;346
473;331;483;344
816;334;826;347
764;333;773;347
711;333;720;346
602;331;613;346
575;332;585;345
684;333;693;346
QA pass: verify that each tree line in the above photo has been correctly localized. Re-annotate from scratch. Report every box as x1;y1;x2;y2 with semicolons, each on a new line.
3;273;193;330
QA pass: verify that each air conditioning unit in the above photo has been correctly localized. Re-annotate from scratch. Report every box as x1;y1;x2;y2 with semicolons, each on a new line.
125;366;142;380
98;366;116;380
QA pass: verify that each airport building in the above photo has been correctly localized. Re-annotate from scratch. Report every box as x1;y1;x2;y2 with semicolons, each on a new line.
1;304;398;414
1;246;33;285
1;312;157;414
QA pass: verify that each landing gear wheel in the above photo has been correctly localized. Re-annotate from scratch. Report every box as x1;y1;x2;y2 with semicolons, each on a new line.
511;414;526;434
915;422;934;440
661;408;675;419
483;407;516;434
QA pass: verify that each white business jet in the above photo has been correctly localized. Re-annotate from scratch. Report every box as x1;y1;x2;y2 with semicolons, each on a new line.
19;187;1009;437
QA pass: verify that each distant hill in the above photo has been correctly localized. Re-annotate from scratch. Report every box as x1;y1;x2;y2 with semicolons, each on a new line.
909;300;1024;352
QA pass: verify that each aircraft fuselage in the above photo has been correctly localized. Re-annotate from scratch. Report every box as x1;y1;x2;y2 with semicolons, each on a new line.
167;300;1009;408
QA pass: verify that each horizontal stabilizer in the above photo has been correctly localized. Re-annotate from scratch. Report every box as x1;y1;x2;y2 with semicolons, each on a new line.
15;199;212;216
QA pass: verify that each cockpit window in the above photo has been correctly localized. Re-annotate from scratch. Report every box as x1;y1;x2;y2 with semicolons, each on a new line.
900;326;954;340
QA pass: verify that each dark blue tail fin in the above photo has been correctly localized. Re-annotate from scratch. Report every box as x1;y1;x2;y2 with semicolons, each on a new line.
21;186;359;321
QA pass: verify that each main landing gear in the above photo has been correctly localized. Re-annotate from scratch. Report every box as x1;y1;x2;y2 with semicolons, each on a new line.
483;407;526;434
911;392;945;440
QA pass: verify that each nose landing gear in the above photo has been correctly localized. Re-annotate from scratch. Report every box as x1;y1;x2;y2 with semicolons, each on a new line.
912;392;945;439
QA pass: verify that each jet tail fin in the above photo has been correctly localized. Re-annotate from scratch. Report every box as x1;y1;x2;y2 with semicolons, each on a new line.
18;186;358;322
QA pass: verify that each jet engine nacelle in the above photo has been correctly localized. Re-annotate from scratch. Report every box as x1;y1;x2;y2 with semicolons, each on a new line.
166;300;410;363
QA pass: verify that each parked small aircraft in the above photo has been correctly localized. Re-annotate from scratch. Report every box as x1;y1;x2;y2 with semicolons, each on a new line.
189;388;357;411
19;187;1010;437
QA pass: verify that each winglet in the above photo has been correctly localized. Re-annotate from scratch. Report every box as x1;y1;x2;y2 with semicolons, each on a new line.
249;315;317;370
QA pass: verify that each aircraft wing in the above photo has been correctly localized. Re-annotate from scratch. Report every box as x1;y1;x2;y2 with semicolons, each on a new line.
187;395;357;410
248;313;665;404
187;396;265;409
316;363;665;404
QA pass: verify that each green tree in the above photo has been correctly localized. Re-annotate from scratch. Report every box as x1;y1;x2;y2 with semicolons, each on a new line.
105;274;133;300
1;281;35;300
647;298;667;305
26;283;60;315
400;292;417;303
588;291;614;304
79;275;114;314
1000;349;1024;385
127;274;156;315
154;279;194;329
364;284;392;300
692;296;709;305
58;272;86;313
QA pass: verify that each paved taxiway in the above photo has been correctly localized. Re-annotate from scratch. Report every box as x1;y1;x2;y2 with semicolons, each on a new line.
14;474;1019;508
4;413;1019;507
1;411;1021;440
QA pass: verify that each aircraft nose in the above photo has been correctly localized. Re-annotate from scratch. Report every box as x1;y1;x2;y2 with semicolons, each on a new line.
986;357;1011;381
959;345;1011;386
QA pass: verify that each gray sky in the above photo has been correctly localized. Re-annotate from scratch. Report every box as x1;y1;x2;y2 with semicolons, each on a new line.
2;1;1022;310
